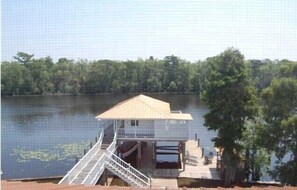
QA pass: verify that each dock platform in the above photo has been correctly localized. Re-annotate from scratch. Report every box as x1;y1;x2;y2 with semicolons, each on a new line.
139;140;220;180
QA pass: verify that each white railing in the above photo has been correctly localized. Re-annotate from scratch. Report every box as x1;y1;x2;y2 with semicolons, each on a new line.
82;131;117;185
60;129;151;187
59;128;104;184
117;126;188;140
83;150;150;187
105;151;151;187
82;152;107;185
117;128;154;138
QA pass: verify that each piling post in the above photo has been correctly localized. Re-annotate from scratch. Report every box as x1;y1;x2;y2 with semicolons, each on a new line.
106;169;109;186
84;149;86;155
137;141;141;168
195;133;197;141
90;142;92;149
201;148;204;158
152;141;156;166
181;141;186;171
95;137;98;142
197;139;200;147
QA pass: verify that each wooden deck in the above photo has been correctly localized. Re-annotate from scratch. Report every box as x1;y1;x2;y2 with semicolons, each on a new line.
138;140;220;180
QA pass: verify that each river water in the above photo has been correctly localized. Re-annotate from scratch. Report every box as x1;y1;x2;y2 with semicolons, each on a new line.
2;94;218;179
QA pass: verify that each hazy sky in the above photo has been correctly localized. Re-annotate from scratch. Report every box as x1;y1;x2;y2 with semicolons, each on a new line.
2;0;297;62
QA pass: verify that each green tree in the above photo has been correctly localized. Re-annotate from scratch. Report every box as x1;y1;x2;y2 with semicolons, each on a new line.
1;62;33;95
202;48;257;186
13;52;34;65
261;78;297;185
168;81;177;92
175;61;192;92
249;59;278;93
242;120;270;181
52;58;79;94
191;61;204;93
143;59;164;92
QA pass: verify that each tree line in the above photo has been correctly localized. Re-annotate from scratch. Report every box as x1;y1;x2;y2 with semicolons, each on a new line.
2;50;297;186
2;52;197;95
2;51;295;96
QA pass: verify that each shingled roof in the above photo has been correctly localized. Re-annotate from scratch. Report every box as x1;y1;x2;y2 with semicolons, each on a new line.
96;94;192;120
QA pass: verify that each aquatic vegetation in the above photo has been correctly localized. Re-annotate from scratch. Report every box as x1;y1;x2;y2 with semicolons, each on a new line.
11;149;58;162
56;141;89;159
10;141;89;163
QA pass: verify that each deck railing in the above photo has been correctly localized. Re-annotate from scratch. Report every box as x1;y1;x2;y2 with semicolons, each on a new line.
117;125;188;140
117;128;154;138
58;128;104;184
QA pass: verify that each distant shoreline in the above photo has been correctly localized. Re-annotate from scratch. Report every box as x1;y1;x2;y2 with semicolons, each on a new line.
1;91;199;97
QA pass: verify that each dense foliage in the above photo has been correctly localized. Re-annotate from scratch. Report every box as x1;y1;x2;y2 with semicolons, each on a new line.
261;64;297;185
1;53;195;95
202;48;257;185
3;52;294;96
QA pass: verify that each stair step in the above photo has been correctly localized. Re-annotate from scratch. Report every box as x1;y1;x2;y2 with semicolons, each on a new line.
67;147;149;187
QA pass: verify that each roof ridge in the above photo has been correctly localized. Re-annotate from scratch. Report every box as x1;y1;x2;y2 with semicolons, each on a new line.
138;95;170;117
95;95;141;119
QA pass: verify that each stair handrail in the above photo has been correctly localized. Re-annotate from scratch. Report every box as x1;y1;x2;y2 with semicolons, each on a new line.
82;131;118;185
104;155;141;187
82;152;107;185
59;128;104;184
106;150;150;186
106;129;117;154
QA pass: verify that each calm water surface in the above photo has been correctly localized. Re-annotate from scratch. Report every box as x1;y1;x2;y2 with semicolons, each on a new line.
2;94;216;179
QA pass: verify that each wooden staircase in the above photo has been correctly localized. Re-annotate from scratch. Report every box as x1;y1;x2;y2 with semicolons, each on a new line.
59;126;151;188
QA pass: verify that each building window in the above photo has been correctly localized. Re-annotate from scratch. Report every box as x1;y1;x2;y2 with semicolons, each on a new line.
131;120;139;126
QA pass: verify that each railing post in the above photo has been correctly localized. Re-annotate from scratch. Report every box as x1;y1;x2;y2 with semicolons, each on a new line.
67;171;71;183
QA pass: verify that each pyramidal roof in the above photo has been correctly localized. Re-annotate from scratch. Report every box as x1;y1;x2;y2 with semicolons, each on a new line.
96;94;192;120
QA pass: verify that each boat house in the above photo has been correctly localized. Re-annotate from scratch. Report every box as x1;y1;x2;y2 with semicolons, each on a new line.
59;94;193;187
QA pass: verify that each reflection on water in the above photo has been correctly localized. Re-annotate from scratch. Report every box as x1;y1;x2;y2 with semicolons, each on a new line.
1;94;212;179
13;112;54;125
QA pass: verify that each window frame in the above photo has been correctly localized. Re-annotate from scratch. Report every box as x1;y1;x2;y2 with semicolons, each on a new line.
131;120;139;126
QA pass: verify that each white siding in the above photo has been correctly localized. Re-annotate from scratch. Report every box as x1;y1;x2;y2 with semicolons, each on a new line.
124;120;154;128
154;120;167;138
124;120;154;133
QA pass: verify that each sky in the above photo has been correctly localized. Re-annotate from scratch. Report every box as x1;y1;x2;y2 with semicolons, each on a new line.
2;0;297;62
